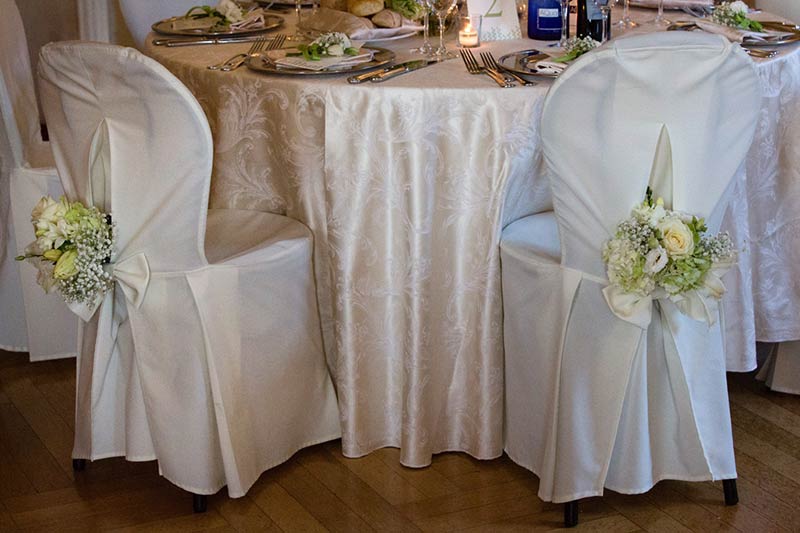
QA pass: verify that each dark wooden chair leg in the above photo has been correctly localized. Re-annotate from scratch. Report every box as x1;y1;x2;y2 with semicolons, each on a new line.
723;479;738;506
72;459;86;471
564;500;579;528
193;494;208;513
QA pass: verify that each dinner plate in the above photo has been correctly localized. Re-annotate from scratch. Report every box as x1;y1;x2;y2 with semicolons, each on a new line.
497;49;562;79
245;46;395;75
667;20;800;46
152;13;284;38
628;1;709;9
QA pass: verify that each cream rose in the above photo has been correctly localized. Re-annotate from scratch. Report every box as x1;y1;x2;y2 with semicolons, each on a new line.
217;0;244;23
658;217;694;258
729;1;749;15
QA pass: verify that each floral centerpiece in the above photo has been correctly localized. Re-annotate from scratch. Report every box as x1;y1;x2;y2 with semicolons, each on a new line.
294;32;359;61
185;0;266;29
16;196;115;305
553;36;600;63
711;1;763;32
602;188;735;323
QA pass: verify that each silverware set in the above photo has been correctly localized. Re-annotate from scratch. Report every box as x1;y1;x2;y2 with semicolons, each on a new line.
461;49;534;88
154;34;281;47
207;34;286;71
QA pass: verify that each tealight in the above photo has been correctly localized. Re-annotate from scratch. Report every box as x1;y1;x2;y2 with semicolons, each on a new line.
458;15;482;48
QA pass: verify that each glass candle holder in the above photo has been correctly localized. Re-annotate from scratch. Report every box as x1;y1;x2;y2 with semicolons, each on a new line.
457;14;482;48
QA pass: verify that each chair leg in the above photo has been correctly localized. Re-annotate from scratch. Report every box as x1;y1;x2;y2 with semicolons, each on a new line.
723;479;738;506
193;494;208;513
564;500;579;528
72;459;86;471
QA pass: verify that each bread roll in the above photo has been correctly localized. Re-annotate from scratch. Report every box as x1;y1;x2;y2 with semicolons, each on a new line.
371;8;402;28
321;0;347;11
347;0;383;17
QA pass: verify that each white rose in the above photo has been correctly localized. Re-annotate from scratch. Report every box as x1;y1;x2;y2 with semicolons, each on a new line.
217;0;244;23
327;44;344;56
658;217;695;258
729;1;749;15
644;246;668;274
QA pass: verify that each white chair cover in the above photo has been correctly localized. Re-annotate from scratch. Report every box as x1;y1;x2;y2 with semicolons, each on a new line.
0;0;78;359
756;342;800;394
501;32;761;503
118;0;204;49
38;41;340;497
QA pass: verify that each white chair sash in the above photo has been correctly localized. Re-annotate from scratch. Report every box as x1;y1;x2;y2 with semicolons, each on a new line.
68;252;150;322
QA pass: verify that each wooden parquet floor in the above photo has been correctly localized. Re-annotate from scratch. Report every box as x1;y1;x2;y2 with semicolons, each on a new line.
1;349;800;532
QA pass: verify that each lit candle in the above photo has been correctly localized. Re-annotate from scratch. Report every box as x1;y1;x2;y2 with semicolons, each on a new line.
459;23;479;47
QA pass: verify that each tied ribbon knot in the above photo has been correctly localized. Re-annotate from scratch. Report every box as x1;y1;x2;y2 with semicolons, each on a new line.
67;252;150;321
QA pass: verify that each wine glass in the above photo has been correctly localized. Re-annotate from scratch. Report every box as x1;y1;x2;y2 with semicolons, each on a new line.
431;0;458;60
614;0;637;30
559;0;570;48
411;0;434;56
648;0;671;26
594;0;611;42
293;0;304;40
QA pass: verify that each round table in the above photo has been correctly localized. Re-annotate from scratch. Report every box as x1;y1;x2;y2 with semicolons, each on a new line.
146;8;800;467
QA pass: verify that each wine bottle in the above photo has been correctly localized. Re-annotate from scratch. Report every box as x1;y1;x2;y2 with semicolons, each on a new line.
576;0;609;41
527;0;568;41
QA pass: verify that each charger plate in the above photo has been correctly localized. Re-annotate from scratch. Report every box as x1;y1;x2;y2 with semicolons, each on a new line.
152;14;284;37
497;49;562;79
246;46;395;75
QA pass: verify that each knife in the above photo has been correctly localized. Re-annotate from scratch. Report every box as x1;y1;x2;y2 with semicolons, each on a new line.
370;60;432;83
153;35;273;47
347;65;397;84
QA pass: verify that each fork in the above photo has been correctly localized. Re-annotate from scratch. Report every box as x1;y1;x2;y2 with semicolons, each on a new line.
480;52;535;87
208;35;285;71
222;34;286;71
460;49;514;88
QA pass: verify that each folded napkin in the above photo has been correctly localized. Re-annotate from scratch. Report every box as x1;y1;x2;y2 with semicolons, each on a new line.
531;60;567;75
693;19;774;43
632;0;712;8
230;9;271;30
267;47;375;71
301;8;422;41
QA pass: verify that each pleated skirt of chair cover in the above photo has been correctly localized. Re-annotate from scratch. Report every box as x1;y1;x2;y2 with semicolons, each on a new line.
73;209;341;497
501;216;737;504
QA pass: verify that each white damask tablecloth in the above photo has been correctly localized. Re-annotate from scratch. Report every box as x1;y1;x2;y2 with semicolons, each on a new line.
146;9;800;467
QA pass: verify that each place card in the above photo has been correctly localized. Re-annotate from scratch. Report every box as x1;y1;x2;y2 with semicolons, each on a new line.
466;0;521;40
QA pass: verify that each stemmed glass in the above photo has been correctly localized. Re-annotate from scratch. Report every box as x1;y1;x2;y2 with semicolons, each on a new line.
614;0;637;30
594;0;611;42
411;0;434;57
431;0;458;60
559;0;570;47
293;0;304;40
649;0;671;26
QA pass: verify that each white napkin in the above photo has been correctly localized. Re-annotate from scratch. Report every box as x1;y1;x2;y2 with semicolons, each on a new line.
267;47;375;71
530;60;567;76
693;19;775;43
301;8;422;41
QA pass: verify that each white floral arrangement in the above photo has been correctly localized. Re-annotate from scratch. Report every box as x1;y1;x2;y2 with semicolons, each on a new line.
16;196;115;305
185;0;266;29
294;32;359;60
602;188;735;311
711;1;763;32
553;36;600;63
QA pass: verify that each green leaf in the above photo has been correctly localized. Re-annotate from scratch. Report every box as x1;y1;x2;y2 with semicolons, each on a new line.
344;47;358;56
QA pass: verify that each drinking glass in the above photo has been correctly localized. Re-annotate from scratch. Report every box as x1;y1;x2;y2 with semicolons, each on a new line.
294;0;304;40
559;0;570;47
614;0;637;30
431;0;458;60
411;0;434;56
594;0;611;42
649;0;671;26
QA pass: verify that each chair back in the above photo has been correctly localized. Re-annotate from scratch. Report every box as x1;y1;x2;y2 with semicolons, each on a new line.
0;0;43;168
119;0;205;48
540;31;761;279
38;42;213;272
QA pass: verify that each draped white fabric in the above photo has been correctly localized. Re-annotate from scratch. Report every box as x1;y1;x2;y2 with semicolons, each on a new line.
501;32;761;502
38;42;340;497
0;0;78;359
143;11;800;463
